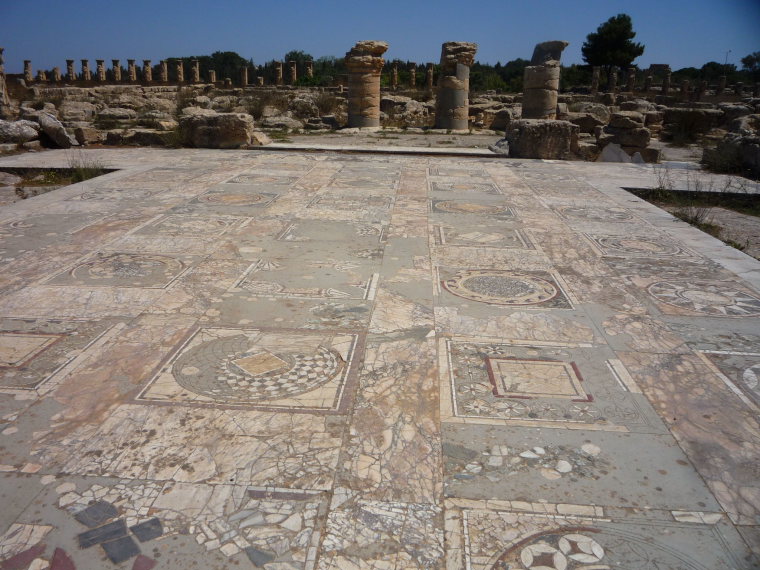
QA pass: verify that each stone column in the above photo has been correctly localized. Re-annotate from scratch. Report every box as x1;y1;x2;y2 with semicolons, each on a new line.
391;64;398;89
608;69;618;93
434;41;478;129
208;69;216;83
53;67;61;82
224;77;232;88
159;60;168;82
288;61;297;84
189;59;199;83
591;66;600;94
0;47;7;108
112;60;121;81
520;40;567;120
96;60;105;81
305;60;314;79
128;59;137;82
81;59;91;81
345;40;389;129
36;70;46;82
626;68;636;92
644;75;652;92
143;60;152;83
409;63;416;88
24;60;33;82
681;79;690;101
275;61;283;85
734;82;744;96
257;76;264;86
175;60;184;83
66;59;76;81
240;66;248;86
426;63;434;91
697;80;707;101
717;75;726;94
662;72;671;95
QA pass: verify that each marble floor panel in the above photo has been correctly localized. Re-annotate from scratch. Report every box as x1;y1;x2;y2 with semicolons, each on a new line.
0;148;759;569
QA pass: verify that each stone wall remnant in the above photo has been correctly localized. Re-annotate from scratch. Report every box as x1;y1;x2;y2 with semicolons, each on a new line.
434;41;477;130
521;40;567;120
345;40;389;129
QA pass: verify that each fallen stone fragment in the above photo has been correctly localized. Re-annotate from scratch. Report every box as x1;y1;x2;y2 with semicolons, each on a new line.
77;519;128;548
101;535;140;564
129;518;163;542
74;500;118;528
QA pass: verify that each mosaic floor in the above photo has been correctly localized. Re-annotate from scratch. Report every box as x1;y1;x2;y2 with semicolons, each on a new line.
0;148;759;569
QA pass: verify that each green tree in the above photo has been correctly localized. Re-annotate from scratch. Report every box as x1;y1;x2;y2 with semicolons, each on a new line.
741;51;760;80
582;14;645;85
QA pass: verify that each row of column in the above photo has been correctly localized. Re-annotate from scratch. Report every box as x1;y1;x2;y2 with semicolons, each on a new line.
20;58;316;86
589;66;754;97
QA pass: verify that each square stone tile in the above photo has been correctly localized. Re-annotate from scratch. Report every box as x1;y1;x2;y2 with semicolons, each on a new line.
440;339;664;432
0;318;121;391
138;327;362;412
43;251;198;289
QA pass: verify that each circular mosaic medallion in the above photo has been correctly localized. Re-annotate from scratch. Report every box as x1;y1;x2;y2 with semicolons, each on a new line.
647;281;760;316
442;270;558;306
199;192;269;206
742;363;760;395
596;236;679;256
434;201;507;215
72;253;183;281
172;335;344;402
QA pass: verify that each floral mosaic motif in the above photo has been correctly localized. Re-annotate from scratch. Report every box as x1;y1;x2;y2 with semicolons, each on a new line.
434;226;531;249
307;195;393;211
554;206;633;222
46;252;189;288
431;181;502;194
228;174;301;185
586;234;689;258
138;215;240;237
647;281;760;316
432;200;515;218
441;270;571;309
194;191;279;206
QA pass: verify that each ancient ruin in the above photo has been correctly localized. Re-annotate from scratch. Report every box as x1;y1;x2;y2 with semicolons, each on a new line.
521;40;568;120
344;40;388;129
434;42;477;130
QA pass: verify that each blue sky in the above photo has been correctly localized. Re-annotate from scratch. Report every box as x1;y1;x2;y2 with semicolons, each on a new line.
1;0;758;73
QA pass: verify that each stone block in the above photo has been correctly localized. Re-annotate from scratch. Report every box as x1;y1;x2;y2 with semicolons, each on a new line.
504;119;579;159
179;112;256;148
608;111;645;129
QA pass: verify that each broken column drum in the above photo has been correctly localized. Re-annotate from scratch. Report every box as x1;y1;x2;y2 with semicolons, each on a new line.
345;40;389;129
434;42;477;130
520;40;567;120
52;67;61;82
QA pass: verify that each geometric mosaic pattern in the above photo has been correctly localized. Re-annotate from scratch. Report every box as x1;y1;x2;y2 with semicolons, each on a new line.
139;327;360;412
585;233;694;258
430;181;502;194
434;226;530;249
647;280;760;316
440;269;571;309
554;205;634;221
431;199;515;219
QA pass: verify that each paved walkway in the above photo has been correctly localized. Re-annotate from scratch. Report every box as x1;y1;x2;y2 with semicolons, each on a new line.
0;148;758;569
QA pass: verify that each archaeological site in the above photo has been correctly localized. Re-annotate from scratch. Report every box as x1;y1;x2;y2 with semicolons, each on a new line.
1;5;760;569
